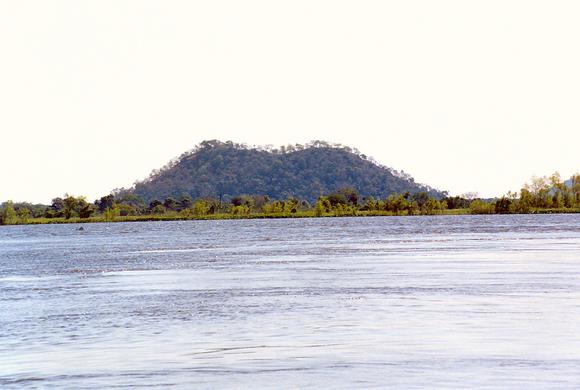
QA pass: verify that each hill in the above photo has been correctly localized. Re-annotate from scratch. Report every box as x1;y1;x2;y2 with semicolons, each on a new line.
123;140;445;203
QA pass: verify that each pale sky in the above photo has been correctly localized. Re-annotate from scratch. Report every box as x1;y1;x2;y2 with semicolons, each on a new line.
1;1;579;204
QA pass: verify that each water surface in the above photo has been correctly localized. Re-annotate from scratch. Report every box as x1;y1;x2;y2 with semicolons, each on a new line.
1;215;579;388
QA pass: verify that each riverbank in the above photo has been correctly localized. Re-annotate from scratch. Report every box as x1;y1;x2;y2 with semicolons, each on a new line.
2;207;579;226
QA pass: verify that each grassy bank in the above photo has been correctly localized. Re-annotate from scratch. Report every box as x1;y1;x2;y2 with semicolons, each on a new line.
5;207;580;226
10;209;468;225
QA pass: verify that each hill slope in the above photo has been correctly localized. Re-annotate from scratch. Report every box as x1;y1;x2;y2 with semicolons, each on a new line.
125;140;445;202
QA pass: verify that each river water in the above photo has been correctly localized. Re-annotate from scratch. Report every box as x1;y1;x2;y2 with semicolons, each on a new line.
1;214;579;388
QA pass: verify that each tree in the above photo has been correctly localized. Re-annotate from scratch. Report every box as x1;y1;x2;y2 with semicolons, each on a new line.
362;196;378;211
443;196;470;209
552;191;564;209
179;196;193;210
148;200;163;212
548;172;566;209
192;200;209;216
516;188;532;213
151;204;166;214
337;187;359;206
252;195;269;210
63;195;79;219
13;202;46;218
231;195;254;209
1;201;18;225
549;172;563;189
115;194;146;213
332;203;357;217
407;200;419;215
95;195;115;213
422;198;443;215
79;203;96;218
317;197;331;213
384;194;409;215
411;192;430;208
469;200;494;214
231;204;250;216
49;197;65;217
525;176;551;207
262;200;284;214
495;197;512;214
283;198;299;213
564;191;575;208
104;206;121;221
163;197;178;211
17;207;30;224
570;174;580;206
315;199;326;216
327;192;348;207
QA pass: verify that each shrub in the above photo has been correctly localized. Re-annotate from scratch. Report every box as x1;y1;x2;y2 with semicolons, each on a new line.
469;200;494;214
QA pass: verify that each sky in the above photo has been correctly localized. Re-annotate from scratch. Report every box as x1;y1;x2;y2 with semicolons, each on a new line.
1;1;579;204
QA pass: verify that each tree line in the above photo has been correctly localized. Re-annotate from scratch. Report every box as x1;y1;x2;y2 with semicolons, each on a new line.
478;172;580;214
1;172;579;225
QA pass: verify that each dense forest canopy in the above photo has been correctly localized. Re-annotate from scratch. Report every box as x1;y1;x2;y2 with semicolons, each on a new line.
122;140;445;202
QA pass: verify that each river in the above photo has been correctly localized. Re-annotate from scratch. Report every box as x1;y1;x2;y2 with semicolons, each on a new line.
1;214;579;388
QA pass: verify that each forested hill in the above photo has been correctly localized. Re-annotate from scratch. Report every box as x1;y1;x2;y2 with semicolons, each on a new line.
125;140;445;202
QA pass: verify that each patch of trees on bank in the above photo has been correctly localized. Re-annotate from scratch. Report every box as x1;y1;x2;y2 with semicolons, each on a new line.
470;172;580;214
1;172;579;225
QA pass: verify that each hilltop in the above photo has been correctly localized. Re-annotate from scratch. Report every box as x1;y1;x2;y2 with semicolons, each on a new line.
122;140;445;202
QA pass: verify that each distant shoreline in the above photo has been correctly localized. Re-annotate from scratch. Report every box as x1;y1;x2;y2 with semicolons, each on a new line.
3;172;579;226
2;208;578;227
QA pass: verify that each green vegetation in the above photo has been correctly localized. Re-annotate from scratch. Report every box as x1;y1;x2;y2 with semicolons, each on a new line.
1;171;579;226
1;136;578;227
122;140;444;203
0;201;18;225
486;172;580;214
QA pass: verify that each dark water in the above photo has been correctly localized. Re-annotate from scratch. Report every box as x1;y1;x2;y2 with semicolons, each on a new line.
1;215;579;389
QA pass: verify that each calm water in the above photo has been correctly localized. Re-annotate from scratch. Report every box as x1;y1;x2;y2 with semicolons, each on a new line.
1;215;580;389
